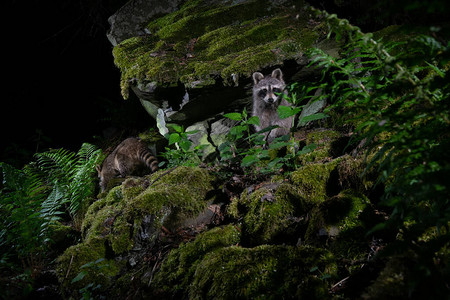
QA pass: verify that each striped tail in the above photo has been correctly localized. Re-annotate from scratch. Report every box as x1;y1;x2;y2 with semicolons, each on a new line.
139;149;159;172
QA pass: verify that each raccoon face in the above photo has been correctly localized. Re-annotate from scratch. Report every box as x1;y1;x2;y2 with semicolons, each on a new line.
253;68;286;107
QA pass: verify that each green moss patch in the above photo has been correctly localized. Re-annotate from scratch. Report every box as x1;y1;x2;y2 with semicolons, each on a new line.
304;190;370;242
152;225;241;295
290;158;342;203
229;182;308;245
56;237;123;292
113;0;325;98
298;129;344;163
190;245;337;299
57;166;214;296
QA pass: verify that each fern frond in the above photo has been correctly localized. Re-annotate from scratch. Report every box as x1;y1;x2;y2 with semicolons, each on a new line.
34;148;77;185
68;144;103;215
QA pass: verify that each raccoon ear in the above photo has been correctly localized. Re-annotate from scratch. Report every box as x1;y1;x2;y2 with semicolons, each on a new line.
252;72;264;84
271;68;283;81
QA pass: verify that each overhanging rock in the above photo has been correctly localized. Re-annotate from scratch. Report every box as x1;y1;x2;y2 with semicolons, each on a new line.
110;0;339;125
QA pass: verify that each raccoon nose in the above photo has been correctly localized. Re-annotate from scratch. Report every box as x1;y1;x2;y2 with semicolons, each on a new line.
267;97;274;103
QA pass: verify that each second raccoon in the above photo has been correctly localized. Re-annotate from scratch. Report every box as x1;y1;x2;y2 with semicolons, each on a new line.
96;137;158;192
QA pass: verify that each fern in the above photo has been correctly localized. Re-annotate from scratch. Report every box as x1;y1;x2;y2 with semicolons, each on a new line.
305;5;450;296
68;143;103;215
0;143;103;278
32;143;103;218
0;162;47;272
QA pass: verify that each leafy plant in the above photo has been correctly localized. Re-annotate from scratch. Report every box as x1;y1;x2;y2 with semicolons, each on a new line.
219;105;319;173
0;162;47;275
306;5;450;296
0;143;103;291
71;258;107;300
32;143;103;219
160;124;204;168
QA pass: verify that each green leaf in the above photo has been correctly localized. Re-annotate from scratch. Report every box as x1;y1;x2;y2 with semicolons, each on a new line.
425;61;445;78
299;112;328;124
185;130;200;135
246;116;260;125
168;133;181;145
224;112;242;121
298;143;317;155
310;266;319;272
269;141;290;150
71;271;86;283
230;125;246;138
242;155;259;167
278;105;301;119
178;139;192;152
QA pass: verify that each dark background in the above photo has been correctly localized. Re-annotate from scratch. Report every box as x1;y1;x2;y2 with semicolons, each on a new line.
2;0;149;167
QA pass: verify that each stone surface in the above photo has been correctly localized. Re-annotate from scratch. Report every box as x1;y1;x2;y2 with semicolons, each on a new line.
107;0;184;46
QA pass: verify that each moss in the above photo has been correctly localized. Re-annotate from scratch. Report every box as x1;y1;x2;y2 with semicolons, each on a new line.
337;154;378;195
297;129;347;164
124;167;213;223
56;236;123;292
189;245;337;299
82;186;123;235
305;190;372;261
113;0;325;98
306;129;342;145
290;158;342;203
229;182;308;245
362;258;409;300
57;166;215;296
153;225;241;295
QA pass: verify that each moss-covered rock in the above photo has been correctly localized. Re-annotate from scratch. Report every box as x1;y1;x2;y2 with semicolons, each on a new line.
113;0;327;98
56;166;215;296
304;189;373;261
229;182;309;245
297;129;344;164
290;158;342;203
152;225;241;296
362;257;410;300
190;245;337;299
56;237;124;293
337;154;379;196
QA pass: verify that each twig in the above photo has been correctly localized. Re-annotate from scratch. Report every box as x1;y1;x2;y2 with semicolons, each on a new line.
65;254;74;280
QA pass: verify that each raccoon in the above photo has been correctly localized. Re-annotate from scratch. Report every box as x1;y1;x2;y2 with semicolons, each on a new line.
252;68;293;143
96;137;158;192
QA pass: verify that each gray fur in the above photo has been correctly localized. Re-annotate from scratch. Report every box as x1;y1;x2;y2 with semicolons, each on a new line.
96;137;158;192
252;68;293;142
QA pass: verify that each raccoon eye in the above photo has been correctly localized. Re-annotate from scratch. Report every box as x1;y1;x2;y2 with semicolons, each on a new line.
258;89;267;97
273;88;282;94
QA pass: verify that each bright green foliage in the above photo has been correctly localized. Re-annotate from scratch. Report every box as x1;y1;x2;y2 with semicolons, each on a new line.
306;6;450;296
0;143;102;281
32;143;103;218
160;124;205;168
219;106;320;173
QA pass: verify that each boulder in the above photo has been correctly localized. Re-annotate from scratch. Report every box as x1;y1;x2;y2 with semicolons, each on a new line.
111;0;337;125
56;167;216;296
107;0;184;46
